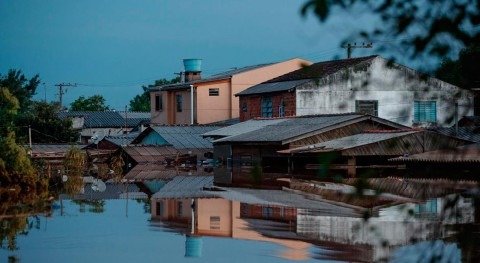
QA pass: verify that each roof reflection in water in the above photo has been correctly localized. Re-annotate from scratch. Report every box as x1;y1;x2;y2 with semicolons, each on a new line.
149;176;477;262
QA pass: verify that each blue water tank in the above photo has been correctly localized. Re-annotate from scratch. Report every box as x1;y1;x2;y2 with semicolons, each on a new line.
183;59;202;72
185;236;203;258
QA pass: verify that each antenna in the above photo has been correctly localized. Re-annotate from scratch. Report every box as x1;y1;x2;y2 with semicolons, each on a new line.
341;43;373;59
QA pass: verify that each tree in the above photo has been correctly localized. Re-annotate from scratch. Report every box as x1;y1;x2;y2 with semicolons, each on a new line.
15;101;79;143
0;69;40;110
70;95;110;111
129;78;179;112
301;0;480;64
435;45;480;88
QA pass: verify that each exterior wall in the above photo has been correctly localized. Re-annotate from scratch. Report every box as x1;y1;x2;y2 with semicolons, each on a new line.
295;57;474;127
150;89;194;125
196;198;233;237
195;80;231;124
232;58;311;120
239;91;296;121
150;90;167;124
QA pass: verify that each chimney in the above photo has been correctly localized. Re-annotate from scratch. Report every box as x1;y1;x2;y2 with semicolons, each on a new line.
183;59;202;82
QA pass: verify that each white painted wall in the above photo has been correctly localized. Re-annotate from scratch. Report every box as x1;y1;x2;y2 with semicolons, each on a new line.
296;57;474;127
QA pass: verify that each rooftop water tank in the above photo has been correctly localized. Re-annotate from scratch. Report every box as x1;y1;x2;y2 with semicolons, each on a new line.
185;235;203;258
183;59;202;72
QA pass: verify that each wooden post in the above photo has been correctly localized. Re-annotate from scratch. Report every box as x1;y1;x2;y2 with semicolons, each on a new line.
347;156;356;177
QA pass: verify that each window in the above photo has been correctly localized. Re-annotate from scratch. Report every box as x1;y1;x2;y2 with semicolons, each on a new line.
262;207;273;218
210;216;220;230
209;88;219;96
176;95;182;112
414;101;436;122
278;99;285;117
242;102;247;113
155;95;162;111
355;100;378;116
155;201;164;216
177;201;183;216
261;96;273;117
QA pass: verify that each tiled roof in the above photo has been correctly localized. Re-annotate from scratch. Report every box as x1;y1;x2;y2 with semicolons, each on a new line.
151;176;216;199
212;114;385;144
149;126;219;149
236;56;377;96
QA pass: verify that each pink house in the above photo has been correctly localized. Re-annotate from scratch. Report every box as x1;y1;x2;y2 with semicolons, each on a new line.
149;58;312;125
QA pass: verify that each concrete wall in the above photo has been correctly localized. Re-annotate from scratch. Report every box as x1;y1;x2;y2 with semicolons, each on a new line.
295;57;474;127
195;81;231;124
150;89;194;125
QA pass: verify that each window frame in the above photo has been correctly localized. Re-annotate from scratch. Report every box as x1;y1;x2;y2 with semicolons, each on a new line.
176;94;183;112
209;88;219;96
414;100;437;123
261;96;273;118
355;100;378;116
155;95;163;111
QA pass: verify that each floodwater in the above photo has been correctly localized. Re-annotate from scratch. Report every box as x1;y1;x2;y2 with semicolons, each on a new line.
1;180;479;263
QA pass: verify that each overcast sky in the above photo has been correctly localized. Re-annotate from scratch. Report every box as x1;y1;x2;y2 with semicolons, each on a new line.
1;0;391;110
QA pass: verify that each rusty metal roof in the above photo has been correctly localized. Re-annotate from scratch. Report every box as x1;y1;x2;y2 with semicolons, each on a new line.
389;143;480;163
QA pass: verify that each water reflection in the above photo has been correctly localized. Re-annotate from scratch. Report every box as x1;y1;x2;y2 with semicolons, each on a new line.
150;189;479;262
1;177;479;262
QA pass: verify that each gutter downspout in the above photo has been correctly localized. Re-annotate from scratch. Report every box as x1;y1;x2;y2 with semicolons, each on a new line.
190;85;194;125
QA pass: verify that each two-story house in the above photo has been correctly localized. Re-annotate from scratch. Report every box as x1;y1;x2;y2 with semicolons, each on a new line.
149;58;312;125
236;55;474;127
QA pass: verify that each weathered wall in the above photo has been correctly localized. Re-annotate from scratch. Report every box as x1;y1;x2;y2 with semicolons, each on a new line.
239;91;296;121
296;57;474;127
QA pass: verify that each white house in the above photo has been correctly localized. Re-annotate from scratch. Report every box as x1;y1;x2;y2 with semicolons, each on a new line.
237;55;474;127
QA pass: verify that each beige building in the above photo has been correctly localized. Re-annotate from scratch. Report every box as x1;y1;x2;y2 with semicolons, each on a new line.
149;58;311;125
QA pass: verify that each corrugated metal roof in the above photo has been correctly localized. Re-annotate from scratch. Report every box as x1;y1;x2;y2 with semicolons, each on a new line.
152;63;274;91
202;119;287;138
236;79;310;96
212;114;366;144
205;117;240;126
389;143;480;163
151;176;216;199
432;127;480;143
283;131;419;153
58;111;145;128
62;183;142;200
104;132;140;146
150;126;219;149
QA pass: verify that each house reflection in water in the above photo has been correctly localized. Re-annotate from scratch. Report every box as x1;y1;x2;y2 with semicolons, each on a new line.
149;176;477;262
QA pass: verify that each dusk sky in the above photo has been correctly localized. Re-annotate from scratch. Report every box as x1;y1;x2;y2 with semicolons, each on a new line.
1;0;395;110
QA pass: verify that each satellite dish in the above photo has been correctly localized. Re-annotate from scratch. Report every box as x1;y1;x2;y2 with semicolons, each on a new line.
91;179;106;192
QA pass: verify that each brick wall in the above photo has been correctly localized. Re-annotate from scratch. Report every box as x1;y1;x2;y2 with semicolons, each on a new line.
239;91;296;121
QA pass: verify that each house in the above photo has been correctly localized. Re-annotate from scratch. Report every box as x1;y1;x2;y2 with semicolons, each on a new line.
204;113;473;187
122;125;222;181
149;58;312;125
58;111;150;144
236;55;474;128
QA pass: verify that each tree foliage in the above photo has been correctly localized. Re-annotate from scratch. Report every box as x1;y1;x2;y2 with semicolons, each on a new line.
435;45;480;89
129;78;180;112
0;69;39;110
70;95;110;111
301;0;480;62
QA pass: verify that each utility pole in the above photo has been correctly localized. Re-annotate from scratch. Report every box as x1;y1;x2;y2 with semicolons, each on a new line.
55;83;76;111
342;43;373;59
